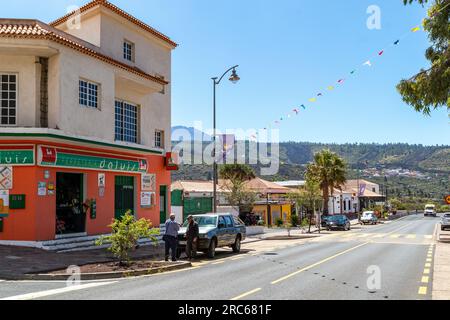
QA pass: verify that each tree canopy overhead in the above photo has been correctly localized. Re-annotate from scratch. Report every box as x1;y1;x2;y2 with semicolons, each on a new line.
397;0;450;116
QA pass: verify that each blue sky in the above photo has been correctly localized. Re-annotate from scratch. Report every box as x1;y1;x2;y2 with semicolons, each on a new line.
3;0;449;145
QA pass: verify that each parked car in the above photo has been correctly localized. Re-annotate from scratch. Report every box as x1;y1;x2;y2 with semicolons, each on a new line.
177;214;246;259
360;211;378;225
441;213;450;231
321;215;330;228
324;215;351;231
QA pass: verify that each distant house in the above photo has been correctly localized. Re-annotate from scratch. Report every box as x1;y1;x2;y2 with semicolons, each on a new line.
171;178;293;225
328;179;385;215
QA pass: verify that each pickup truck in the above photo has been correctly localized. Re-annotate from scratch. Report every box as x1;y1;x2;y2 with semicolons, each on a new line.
177;214;246;259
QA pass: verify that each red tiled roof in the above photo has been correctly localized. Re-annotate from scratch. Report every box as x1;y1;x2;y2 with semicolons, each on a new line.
49;0;177;48
0;19;168;86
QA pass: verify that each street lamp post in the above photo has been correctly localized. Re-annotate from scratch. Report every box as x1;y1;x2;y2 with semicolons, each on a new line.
211;65;240;213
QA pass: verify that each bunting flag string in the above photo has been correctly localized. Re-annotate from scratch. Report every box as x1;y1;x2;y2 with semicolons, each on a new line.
252;5;449;140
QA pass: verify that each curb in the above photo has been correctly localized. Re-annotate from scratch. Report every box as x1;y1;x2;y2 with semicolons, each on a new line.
3;262;192;281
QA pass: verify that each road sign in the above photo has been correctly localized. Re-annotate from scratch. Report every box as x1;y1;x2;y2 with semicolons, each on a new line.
445;195;450;205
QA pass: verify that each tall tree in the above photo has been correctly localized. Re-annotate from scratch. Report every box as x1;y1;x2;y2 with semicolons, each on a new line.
306;150;347;215
397;0;450;115
219;164;256;215
289;179;323;233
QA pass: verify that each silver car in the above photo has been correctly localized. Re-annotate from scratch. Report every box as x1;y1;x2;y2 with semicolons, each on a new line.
441;213;450;231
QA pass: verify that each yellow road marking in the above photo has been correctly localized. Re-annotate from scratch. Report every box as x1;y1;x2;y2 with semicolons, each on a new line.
425;263;431;268
230;288;261;301
212;261;225;265
271;242;369;285
424;235;433;239
424;268;430;275
426;258;432;263
390;234;401;239
421;276;429;284
372;234;386;238
418;287;428;295
406;234;416;239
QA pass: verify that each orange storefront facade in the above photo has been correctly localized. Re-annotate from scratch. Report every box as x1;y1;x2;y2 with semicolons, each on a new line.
0;133;172;242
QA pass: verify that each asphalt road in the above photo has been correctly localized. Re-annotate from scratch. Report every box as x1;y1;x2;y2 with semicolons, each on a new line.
0;214;441;300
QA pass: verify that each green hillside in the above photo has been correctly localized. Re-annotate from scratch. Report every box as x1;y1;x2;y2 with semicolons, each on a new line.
172;141;450;200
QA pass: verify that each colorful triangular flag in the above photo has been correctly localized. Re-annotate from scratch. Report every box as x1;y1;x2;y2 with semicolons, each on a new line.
309;98;317;102
363;60;372;67
378;50;384;56
411;26;421;32
327;86;335;90
394;40;400;45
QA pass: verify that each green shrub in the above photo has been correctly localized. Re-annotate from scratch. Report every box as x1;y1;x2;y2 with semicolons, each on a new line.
275;217;284;227
96;211;159;266
290;214;299;227
301;218;310;227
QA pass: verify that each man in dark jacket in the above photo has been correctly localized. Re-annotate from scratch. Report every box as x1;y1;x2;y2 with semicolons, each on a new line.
185;215;199;260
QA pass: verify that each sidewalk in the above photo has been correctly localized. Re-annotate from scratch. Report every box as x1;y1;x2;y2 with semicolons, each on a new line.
433;229;450;300
0;244;164;280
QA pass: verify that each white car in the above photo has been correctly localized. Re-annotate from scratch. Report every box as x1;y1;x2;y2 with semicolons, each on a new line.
424;204;437;217
360;211;378;225
441;214;450;231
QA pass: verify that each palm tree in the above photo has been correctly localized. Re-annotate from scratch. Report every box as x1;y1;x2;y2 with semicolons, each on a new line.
306;149;347;216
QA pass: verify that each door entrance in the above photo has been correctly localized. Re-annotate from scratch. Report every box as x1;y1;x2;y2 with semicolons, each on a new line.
160;186;167;225
115;176;135;219
56;173;85;235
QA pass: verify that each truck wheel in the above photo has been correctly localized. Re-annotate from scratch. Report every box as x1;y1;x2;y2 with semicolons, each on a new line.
232;236;241;253
207;239;216;258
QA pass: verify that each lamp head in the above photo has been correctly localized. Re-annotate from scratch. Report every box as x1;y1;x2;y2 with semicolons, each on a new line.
229;68;240;84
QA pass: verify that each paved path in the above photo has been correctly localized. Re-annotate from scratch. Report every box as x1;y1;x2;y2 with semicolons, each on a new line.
0;214;443;300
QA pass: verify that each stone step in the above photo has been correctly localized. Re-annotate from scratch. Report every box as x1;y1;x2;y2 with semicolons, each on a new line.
44;235;163;253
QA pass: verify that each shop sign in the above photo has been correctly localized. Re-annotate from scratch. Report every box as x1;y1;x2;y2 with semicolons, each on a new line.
165;152;179;171
38;146;148;173
140;192;155;208
0;147;34;166
98;173;106;187
0;190;9;215
141;174;156;191
446;195;450;205
0;167;13;190
38;182;47;196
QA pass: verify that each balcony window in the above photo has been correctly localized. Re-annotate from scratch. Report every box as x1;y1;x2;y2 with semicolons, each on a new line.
115;100;138;143
0;74;17;125
79;80;99;108
123;40;134;62
155;130;164;148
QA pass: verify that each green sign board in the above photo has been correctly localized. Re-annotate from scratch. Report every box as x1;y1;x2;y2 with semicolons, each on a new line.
9;194;26;209
0;149;34;165
41;151;147;173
